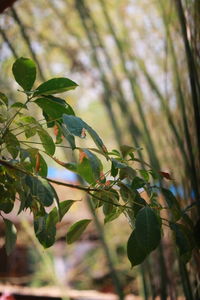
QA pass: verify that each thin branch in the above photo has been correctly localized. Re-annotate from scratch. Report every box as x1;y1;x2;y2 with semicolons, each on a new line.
0;26;18;59
0;158;96;193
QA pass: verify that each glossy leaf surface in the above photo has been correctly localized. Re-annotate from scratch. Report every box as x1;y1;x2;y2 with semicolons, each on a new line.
12;57;36;91
34;78;78;96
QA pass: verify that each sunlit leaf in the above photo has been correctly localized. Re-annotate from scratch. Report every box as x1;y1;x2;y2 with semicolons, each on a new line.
12;57;36;91
34;78;78;96
48;200;75;224
0;92;8;106
104;207;124;224
24;126;37;138
4;131;20;159
37;128;55;155
120;145;136;158
11;102;27;109
139;170;149;182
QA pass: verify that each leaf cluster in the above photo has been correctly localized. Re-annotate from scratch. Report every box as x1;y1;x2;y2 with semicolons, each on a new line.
0;57;198;267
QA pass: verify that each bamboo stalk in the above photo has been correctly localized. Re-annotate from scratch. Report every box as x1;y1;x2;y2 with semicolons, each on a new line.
98;0;160;171
159;0;200;203
75;0;124;147
174;0;200;162
10;7;46;81
0;27;18;59
78;0;145;163
179;260;194;300
86;195;125;300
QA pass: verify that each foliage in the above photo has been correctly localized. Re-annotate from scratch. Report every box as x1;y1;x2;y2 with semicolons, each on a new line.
0;57;198;269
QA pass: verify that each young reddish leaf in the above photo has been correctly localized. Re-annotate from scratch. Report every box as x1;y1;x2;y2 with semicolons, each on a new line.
35;152;40;173
159;171;173;180
79;149;87;163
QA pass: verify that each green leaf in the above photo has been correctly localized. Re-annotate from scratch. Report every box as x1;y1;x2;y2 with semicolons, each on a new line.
91;191;104;209
4;131;20;159
119;166;136;180
11;102;27;109
34;96;75;126
0;92;8;106
34;214;56;248
0;100;7;123
104;207;124;224
37;128;55;155
161;188;181;221
170;223;192;263
135;206;161;254
34;78;78;96
61;124;76;150
101;189;119;216
133;194;147;216
127;230;147;267
0;190;15;213
109;149;121;157
48;200;75;224
62;115;107;155
0;173;15;213
120;145;136;158
21;148;48;176
62;115;87;137
25;127;37;138
77;149;102;184
111;158;127;169
111;160;118;177
131;176;146;190
12;57;36;91
25;175;54;207
149;169;159;180
119;182;134;203
4;219;17;255
77;156;94;184
103;202;115;216
17;115;37;124
66;219;91;244
139;170;149;182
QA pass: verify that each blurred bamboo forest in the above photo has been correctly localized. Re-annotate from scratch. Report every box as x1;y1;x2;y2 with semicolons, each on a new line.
0;0;200;299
